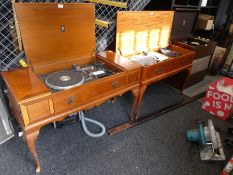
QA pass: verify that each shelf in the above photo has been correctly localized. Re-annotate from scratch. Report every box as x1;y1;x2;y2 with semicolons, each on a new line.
84;0;127;8
173;4;187;8
186;5;199;8
173;5;200;9
95;19;109;28
201;6;218;9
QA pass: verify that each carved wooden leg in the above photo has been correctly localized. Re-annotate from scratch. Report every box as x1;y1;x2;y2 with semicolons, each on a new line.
111;96;117;103
25;131;41;173
135;84;147;120
130;88;139;121
181;68;192;94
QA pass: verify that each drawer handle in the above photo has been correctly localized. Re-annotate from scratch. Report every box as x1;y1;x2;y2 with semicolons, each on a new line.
67;96;75;104
154;68;163;74
112;80;120;88
181;60;188;65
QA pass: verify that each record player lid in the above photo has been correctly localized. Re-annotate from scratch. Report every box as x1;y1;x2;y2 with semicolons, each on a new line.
171;9;199;40
116;11;174;56
15;3;96;73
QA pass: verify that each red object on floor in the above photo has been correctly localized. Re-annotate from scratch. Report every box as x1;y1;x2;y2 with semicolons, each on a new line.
221;156;233;175
221;172;229;175
202;77;233;120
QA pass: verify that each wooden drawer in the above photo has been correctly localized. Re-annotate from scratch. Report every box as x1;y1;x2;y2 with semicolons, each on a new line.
25;100;51;121
144;59;176;80
8;92;21;117
52;85;95;114
128;71;140;85
95;74;127;95
176;55;193;67
141;54;193;81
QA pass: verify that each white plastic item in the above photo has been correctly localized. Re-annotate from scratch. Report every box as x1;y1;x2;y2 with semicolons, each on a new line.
129;55;155;66
0;92;14;144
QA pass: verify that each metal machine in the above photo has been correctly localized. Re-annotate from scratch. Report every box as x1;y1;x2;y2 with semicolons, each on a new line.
0;87;14;145
187;119;225;160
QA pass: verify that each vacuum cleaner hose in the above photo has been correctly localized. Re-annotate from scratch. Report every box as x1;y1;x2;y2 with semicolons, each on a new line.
79;111;106;138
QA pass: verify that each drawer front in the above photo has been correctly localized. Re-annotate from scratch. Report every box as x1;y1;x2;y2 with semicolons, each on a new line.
128;71;140;85
26;100;51;121
8;92;21;117
52;85;95;114
176;55;193;67
95;75;127;95
145;59;176;79
8;90;53;126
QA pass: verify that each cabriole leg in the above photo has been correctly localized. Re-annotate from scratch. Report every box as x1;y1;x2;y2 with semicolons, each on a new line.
130;88;140;121
135;85;147;120
25;130;41;173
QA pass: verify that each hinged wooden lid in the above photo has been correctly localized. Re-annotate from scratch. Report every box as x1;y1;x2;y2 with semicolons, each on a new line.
116;11;174;56
171;10;199;40
15;3;96;73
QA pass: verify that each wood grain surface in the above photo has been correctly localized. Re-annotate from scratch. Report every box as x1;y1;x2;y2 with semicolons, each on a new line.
116;11;174;56
15;3;96;74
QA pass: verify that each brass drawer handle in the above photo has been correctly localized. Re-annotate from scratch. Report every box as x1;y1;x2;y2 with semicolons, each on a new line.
112;80;120;88
67;96;75;104
181;60;188;65
180;59;189;65
154;68;163;74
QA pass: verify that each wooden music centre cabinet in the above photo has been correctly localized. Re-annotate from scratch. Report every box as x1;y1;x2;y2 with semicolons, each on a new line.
171;10;217;87
1;3;141;173
115;11;195;119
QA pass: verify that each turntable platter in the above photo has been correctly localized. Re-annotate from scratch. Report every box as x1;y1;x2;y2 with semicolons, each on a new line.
45;70;84;90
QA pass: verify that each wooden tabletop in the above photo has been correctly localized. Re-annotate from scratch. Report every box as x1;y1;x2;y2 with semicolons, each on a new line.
1;68;51;104
98;51;141;71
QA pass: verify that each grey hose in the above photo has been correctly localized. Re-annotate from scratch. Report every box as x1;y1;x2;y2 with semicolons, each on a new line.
79;111;106;138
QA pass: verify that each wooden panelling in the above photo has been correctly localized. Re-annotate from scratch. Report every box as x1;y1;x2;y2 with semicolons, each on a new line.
143;59;175;80
15;3;96;74
52;84;95;114
33;56;95;75
1;68;51;104
116;11;174;56
20;105;29;126
172;40;217;60
128;71;140;85
95;74;127;95
176;55;193;67
49;99;54;114
98;51;141;71
26;100;51;122
7;90;25;127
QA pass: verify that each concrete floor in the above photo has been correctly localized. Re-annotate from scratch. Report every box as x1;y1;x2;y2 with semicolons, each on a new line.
183;74;224;97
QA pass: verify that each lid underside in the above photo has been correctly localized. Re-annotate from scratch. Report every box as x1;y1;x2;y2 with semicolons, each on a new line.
15;3;96;72
116;11;174;56
171;10;199;39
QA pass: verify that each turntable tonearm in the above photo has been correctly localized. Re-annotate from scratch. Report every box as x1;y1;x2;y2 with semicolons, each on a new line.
1;3;141;173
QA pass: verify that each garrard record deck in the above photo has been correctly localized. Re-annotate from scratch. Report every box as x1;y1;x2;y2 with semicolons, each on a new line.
43;62;115;91
45;70;85;90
